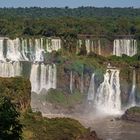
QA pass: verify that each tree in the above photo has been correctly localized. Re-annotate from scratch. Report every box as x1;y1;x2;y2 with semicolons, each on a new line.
0;96;23;140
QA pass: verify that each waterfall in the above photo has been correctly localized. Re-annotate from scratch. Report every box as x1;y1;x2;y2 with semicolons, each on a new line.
87;74;95;101
30;63;57;94
95;69;121;114
0;61;21;77
0;37;61;62
51;39;61;51
128;70;136;107
6;38;23;61
98;40;101;55
0;61;57;94
85;40;91;54
46;39;52;52
47;64;57;89
80;72;84;93
79;39;102;55
40;64;47;90
30;64;40;93
21;39;29;61
0;39;5;61
70;71;73;93
113;39;137;57
0;37;60;94
76;40;82;54
34;39;45;62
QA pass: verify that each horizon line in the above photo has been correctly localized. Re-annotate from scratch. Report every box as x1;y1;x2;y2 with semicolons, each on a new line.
0;6;139;9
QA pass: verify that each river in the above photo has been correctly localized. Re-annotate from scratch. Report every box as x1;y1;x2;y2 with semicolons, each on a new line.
78;115;140;140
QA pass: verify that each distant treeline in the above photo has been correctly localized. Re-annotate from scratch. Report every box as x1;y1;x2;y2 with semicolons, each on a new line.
0;7;140;18
0;7;140;39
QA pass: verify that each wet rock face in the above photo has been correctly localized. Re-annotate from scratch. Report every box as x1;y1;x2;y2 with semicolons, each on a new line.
122;106;140;122
77;38;113;57
136;68;140;86
57;64;140;109
120;68;140;107
57;66;91;94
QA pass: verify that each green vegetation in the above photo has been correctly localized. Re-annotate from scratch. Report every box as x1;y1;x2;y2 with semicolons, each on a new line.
0;7;140;19
0;7;140;140
22;112;87;140
107;54;140;67
0;77;31;112
0;7;140;59
0;7;140;40
126;106;140;114
122;107;140;122
0;77;93;140
56;53;105;75
0;96;23;140
46;89;85;108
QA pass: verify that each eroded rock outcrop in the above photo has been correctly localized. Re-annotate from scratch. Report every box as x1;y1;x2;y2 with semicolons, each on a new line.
122;106;140;122
77;130;102;140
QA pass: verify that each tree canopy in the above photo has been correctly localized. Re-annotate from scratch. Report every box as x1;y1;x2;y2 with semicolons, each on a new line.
0;7;139;39
0;96;22;140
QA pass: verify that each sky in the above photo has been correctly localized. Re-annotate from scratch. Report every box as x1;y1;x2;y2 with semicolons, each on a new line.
0;0;140;8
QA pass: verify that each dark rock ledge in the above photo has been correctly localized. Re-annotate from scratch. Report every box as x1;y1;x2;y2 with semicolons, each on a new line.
122;106;140;122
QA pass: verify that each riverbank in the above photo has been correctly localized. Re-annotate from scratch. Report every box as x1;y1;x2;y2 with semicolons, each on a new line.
43;112;140;140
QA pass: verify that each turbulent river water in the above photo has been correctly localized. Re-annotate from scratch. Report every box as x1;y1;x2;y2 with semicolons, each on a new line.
80;115;140;140
43;112;140;140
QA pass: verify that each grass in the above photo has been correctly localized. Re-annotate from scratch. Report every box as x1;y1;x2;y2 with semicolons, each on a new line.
126;106;140;114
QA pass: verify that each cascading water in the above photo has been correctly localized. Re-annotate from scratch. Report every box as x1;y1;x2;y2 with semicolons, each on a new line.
40;64;47;90
0;61;57;94
70;71;73;93
21;38;29;61
47;64;57;89
80;72;84;93
0;37;60;95
30;63;57;94
98;40;101;55
0;37;61;62
85;40;91;54
7;38;23;61
29;38;61;62
34;39;44;62
0;39;5;61
76;40;82;54
113;39;137;57
87;74;95;101
77;39;102;55
51;39;61;51
0;61;21;77
30;64;40;93
128;69;136;107
0;37;60;115
94;69;121;115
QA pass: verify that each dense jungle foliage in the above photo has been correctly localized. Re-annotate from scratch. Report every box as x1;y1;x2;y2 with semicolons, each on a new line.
0;77;92;140
0;7;140;39
0;7;140;18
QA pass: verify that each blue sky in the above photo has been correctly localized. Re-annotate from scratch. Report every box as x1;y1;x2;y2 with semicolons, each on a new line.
0;0;140;8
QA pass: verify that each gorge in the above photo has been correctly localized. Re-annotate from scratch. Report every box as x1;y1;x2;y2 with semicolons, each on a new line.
0;36;139;140
0;37;139;114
